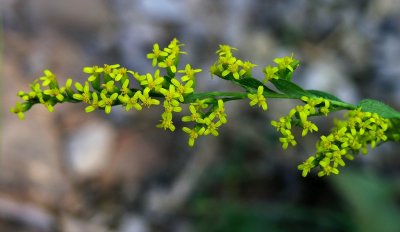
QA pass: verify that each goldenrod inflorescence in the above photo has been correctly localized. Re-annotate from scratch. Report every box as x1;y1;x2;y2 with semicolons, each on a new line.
298;109;390;177
10;38;400;177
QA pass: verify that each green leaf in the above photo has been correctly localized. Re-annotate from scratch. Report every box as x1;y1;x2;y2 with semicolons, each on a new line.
183;92;247;103
271;79;312;98
234;78;276;94
358;99;400;119
306;90;344;102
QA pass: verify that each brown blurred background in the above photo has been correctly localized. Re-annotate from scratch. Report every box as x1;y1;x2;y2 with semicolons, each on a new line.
2;0;400;231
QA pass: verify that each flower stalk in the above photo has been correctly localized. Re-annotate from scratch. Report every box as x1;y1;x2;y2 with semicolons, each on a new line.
10;38;400;177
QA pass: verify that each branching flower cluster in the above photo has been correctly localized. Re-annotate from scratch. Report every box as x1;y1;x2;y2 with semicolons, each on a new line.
11;38;400;177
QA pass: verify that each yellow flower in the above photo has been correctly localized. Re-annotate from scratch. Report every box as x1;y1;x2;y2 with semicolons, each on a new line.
192;99;209;110
146;43;168;67
203;114;223;136
102;80;117;93
159;85;180;105
40;70;56;86
99;92;119;114
139;87;160;108
163;100;182;113
179;64;202;82
300;96;323;114
328;149;346;167
209;62;220;77
140;71;164;91
103;64;120;75
221;60;243;80
213;99;227;124
157;112;175;131
273;54;297;72
247;86;268;111
318;135;338;151
263;65;279;82
182;104;204;123
29;82;44;103
242;61;257;75
85;92;100;113
63;78;74;97
271;116;292;133
130;71;146;82
301;120;318;136
10;102;31;120
110;67;128;81
216;44;237;56
318;161;339;177
289;105;310;122
171;78;193;102
44;87;65;102
320;99;331;116
120;79;132;96
43;99;55;112
218;55;236;68
182;127;205;147
118;91;142;111
164;38;186;56
279;129;297;149
158;55;177;73
83;65;104;82
298;156;316;177
73;81;91;103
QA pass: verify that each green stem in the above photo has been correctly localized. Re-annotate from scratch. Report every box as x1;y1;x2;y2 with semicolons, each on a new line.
21;75;358;115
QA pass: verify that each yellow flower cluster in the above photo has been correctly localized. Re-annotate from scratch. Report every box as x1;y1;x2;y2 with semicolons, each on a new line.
247;86;268;111
146;38;187;73
181;99;228;146
12;39;202;140
12;70;72;115
263;53;299;82
12;39;231;147
11;38;399;177
298;109;390;177
271;96;328;149
210;45;257;80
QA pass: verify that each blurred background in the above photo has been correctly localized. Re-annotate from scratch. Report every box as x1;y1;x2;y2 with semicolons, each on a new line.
2;0;400;231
